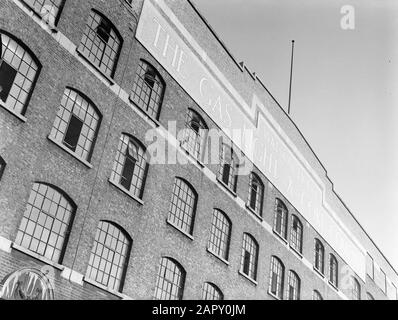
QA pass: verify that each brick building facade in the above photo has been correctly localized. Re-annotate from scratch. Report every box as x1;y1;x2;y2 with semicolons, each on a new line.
0;0;396;300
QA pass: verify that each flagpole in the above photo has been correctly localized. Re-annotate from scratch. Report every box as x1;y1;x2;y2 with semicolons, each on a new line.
288;40;295;115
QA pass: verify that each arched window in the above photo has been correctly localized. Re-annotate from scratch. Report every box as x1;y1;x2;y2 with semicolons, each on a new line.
313;290;323;300
287;270;300;300
247;172;264;216
207;209;231;261
130;60;165;120
180;109;208;160
218;143;238;192
366;292;374;300
15;182;75;263
269;256;285;299
21;0;65;26
202;282;223;300
0;31;41;116
167;178;197;236
110;133;149;199
351;277;361;300
49;88;101;161
290;215;303;253
240;233;258;281
0;155;5;180
329;254;338;288
274;198;288;239
154;257;186;300
78;10;122;77
314;239;325;274
86;220;131;292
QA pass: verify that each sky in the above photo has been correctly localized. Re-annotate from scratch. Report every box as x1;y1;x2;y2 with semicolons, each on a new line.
192;0;398;271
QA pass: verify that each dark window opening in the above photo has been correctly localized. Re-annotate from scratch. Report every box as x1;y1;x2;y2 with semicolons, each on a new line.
97;18;111;43
0;61;17;103
63;114;83;151
222;164;231;185
243;251;251;275
120;141;138;190
190;116;200;133
0;156;5;180
50;88;101;161
249;187;258;210
271;273;278;294
144;66;157;88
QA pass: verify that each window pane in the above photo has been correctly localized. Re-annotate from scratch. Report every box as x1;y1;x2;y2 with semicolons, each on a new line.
78;11;121;77
313;290;323;300
218;144;237;191
274;199;288;239
130;61;164;119
207;209;231;260
86;221;131;292
120;155;136;190
290;216;303;253
248;173;263;215
110;134;147;198
269;256;284;299
1;33;39;115
167;178;196;235
154;257;185;300
287;271;300;300
329;255;338;287
202;283;223;300
314;240;324;273
22;0;63;25
351;277;361;300
49;88;100;161
240;234;258;280
180;109;207;160
15;183;74;263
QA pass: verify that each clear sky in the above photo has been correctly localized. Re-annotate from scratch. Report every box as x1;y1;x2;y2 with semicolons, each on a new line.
192;0;398;271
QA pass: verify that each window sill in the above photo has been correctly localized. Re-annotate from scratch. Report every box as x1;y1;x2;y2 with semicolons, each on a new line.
245;204;263;221
166;219;194;241
313;267;325;278
289;245;303;259
267;290;282;300
11;243;65;271
17;0;59;33
179;145;205;169
238;270;258;286
216;178;237;198
76;48;115;86
0;102;27;122
272;230;288;245
47;135;93;168
206;248;230;266
128;98;161;128
108;179;144;205
83;277;132;300
328;280;339;292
